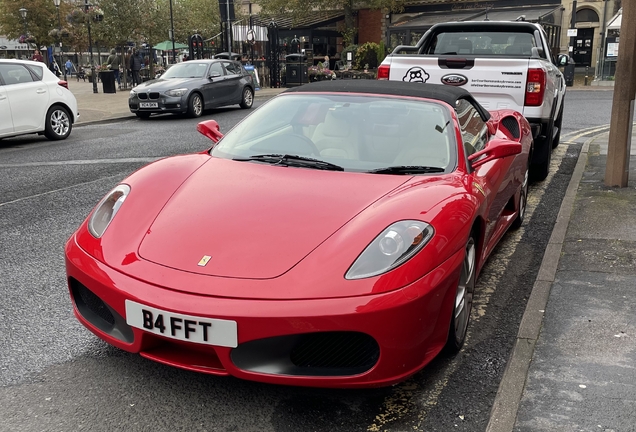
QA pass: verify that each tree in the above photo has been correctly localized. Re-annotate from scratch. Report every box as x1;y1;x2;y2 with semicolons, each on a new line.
0;0;73;51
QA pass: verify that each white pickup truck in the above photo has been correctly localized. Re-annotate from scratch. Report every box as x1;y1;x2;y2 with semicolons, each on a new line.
378;21;568;180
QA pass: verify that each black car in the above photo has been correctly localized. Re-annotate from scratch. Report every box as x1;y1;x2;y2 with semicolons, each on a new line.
129;59;254;119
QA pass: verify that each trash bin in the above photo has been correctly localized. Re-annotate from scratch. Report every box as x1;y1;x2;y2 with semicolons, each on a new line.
285;54;307;87
99;70;116;93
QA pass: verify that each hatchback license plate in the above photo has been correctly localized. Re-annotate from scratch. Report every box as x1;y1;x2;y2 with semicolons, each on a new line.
139;102;158;108
125;300;238;347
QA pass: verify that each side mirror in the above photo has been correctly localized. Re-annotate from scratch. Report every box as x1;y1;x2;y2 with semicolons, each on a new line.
557;54;569;67
209;72;222;79
468;140;522;169
486;121;497;136
197;119;224;143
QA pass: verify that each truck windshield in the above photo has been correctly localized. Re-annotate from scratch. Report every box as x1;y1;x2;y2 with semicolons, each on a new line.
427;31;537;56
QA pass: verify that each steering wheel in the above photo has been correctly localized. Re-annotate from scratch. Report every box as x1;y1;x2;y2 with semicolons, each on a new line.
289;134;321;157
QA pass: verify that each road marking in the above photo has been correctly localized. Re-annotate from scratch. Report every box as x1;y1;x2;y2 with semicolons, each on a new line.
0;174;124;208
366;142;573;432
0;157;158;169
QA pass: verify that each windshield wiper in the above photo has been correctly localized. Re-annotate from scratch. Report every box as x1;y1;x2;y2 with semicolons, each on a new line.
367;165;446;175
233;154;344;171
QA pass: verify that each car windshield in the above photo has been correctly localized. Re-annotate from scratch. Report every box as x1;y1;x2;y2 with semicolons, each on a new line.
211;93;457;173
161;62;208;78
428;31;537;56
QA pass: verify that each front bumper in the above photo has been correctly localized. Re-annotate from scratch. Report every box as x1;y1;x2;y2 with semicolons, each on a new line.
65;235;463;388
128;93;188;114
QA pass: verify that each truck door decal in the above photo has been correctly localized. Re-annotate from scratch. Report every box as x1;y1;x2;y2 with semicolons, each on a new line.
403;67;430;83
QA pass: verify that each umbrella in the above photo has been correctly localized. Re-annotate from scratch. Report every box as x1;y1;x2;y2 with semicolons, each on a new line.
153;40;188;51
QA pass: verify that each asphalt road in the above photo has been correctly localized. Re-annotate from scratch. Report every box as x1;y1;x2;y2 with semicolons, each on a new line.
0;91;613;432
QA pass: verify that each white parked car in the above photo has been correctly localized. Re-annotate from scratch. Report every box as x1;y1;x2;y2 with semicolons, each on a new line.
0;59;79;140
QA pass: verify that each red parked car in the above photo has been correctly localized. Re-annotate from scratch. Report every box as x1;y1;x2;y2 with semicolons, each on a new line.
66;80;532;388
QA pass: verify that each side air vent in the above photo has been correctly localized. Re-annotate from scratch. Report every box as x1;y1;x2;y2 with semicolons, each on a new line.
501;116;521;140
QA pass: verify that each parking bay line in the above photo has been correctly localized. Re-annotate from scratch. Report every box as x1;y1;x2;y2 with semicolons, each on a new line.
0;157;159;169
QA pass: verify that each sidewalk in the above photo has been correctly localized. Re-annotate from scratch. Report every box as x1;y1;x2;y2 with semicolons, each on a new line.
67;78;286;124
489;130;636;432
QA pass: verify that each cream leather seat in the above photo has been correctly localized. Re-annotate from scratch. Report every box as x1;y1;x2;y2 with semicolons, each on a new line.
311;110;360;160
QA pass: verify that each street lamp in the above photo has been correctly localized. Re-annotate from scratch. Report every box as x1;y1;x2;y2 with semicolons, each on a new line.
53;0;66;80
168;0;176;64
84;0;98;93
19;7;29;57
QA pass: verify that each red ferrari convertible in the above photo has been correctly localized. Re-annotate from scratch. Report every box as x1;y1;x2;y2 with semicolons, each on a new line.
66;80;532;388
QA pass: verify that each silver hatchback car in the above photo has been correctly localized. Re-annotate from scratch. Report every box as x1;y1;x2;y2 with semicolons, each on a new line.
129;59;254;119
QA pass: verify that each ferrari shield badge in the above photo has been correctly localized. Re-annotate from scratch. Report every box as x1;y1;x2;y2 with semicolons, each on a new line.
198;255;212;267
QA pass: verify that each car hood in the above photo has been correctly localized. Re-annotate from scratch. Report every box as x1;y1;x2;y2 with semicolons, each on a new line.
133;77;199;91
137;158;409;279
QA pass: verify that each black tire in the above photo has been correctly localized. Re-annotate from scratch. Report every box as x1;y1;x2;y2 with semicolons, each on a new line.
552;104;564;149
44;105;72;140
135;111;151;119
511;164;529;230
187;93;204;118
531;135;552;182
445;235;476;354
240;87;254;109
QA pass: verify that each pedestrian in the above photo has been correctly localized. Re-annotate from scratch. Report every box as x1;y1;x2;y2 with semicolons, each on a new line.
129;48;142;86
32;49;44;63
65;58;73;77
182;54;189;62
106;48;121;89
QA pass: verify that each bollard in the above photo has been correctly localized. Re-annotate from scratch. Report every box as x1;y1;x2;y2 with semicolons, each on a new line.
585;66;589;86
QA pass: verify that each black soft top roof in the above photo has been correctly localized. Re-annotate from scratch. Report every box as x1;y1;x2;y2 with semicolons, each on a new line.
284;80;490;120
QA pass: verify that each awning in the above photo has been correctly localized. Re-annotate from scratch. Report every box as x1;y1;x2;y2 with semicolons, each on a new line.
251;11;344;30
391;5;563;31
464;6;562;23
391;10;484;28
607;8;622;30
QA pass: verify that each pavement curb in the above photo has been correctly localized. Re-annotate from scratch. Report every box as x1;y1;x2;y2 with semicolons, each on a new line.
485;136;594;432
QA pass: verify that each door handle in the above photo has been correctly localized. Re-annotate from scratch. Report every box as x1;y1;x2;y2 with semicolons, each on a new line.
0;95;6;101
36;89;47;94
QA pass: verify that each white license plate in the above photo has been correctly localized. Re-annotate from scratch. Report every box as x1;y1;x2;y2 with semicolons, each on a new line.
139;102;158;108
125;300;237;347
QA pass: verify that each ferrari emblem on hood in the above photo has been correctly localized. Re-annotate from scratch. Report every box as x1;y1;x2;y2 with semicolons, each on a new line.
198;255;212;267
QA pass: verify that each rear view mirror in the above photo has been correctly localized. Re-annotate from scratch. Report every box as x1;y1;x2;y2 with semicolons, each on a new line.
197;120;224;143
209;72;222;79
468;140;522;169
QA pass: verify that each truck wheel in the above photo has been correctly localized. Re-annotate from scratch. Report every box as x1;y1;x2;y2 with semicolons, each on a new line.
552;105;564;149
531;136;551;182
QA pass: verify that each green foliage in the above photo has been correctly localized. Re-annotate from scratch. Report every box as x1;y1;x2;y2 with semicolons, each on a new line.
377;40;386;65
354;42;381;70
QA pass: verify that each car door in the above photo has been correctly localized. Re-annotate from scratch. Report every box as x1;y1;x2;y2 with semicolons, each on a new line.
222;61;244;104
0;75;14;136
458;99;515;255
0;63;49;133
203;61;230;107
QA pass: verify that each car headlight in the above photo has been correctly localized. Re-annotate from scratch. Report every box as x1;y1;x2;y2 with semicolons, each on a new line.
88;184;131;238
165;88;188;97
130;89;137;96
345;220;434;280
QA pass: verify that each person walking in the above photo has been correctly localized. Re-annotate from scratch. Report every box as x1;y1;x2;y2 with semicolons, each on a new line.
65;59;73;77
106;48;121;89
129;49;142;87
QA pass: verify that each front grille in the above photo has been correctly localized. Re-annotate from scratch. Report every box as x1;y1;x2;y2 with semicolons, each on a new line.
149;92;160;99
69;278;134;343
138;93;148;100
231;331;380;376
501;116;521;139
290;332;379;369
71;279;115;326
